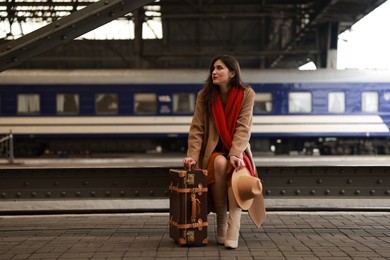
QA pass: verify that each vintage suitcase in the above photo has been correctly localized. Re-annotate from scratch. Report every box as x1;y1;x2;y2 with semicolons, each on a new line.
169;168;208;246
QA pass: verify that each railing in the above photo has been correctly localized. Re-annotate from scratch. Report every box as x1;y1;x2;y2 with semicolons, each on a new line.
0;130;15;164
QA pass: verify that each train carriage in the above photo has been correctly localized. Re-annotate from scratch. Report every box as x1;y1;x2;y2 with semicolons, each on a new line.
1;69;390;156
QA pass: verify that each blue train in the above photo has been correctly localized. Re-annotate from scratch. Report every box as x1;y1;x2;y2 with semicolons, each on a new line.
0;69;390;156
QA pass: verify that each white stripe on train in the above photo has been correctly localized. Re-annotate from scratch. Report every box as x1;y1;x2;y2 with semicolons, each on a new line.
0;115;385;125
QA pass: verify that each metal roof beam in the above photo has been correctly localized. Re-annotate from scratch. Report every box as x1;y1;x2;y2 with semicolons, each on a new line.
0;0;155;72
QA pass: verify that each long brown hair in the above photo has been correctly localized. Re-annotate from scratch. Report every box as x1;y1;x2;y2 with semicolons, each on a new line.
202;55;249;115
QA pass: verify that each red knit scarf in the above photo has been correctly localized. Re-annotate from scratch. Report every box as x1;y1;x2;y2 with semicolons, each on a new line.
212;87;255;177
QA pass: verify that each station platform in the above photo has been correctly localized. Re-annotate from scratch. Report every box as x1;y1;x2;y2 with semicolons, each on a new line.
2;154;390;169
1;211;389;259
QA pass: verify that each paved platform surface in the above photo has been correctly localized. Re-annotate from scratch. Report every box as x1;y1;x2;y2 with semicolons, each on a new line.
1;212;390;260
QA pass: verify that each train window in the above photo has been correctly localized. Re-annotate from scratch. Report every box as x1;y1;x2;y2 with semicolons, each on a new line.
362;92;378;112
95;93;118;114
173;93;195;113
328;92;345;113
57;94;79;114
254;93;272;113
288;92;311;113
17;94;40;114
134;93;157;114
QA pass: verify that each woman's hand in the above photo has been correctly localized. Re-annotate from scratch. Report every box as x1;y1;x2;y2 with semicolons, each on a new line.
230;155;246;170
183;157;197;169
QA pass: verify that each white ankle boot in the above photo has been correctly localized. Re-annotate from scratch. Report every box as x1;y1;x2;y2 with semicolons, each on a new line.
225;187;241;249
216;210;227;245
224;225;239;249
210;178;228;245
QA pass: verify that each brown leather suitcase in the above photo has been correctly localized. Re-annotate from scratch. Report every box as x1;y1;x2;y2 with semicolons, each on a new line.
169;168;208;246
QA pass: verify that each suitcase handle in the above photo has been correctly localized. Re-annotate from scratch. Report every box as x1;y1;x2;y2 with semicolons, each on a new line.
185;164;192;171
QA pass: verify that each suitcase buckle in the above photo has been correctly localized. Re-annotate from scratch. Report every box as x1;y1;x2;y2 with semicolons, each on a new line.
186;230;194;242
186;173;195;185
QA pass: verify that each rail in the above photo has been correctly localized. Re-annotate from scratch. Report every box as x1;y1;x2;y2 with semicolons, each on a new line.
0;130;15;164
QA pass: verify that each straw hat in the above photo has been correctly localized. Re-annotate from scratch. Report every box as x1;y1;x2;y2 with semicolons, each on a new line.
231;167;266;228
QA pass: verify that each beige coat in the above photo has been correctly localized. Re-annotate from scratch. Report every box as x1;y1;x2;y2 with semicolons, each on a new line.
187;87;257;175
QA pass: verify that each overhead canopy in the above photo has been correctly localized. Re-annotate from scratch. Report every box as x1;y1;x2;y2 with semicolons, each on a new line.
0;0;386;70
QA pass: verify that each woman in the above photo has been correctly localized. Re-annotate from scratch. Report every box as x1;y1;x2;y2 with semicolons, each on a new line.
183;55;257;249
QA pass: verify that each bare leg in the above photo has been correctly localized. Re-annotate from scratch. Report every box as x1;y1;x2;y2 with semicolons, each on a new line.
212;155;228;244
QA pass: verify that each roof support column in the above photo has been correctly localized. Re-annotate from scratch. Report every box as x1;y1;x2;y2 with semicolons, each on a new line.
327;22;339;69
133;8;145;68
317;21;339;69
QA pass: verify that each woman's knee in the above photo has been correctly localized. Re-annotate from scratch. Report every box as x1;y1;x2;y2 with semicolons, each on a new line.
214;155;228;175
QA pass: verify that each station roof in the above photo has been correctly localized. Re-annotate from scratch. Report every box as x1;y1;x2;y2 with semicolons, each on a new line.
0;0;387;70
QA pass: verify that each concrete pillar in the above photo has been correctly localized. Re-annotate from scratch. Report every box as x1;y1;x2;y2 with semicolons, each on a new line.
327;22;339;69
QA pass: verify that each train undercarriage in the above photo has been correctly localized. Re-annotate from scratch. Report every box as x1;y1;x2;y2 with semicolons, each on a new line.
266;137;390;155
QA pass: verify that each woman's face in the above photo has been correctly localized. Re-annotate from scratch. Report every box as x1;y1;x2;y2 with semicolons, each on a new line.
212;59;235;87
